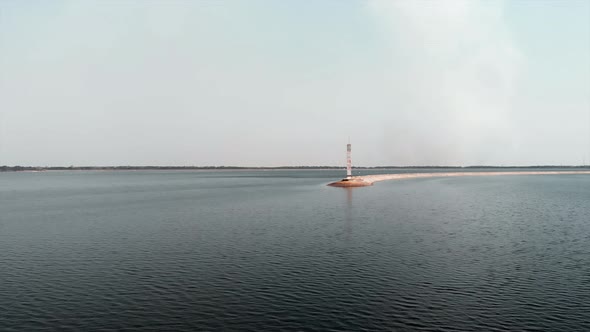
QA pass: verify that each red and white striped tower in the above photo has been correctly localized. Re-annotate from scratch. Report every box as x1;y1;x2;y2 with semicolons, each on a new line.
346;143;352;178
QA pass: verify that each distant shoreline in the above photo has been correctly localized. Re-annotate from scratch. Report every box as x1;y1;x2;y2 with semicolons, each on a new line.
2;165;590;172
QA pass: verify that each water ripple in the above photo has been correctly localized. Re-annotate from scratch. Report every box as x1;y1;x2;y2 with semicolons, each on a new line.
1;171;589;330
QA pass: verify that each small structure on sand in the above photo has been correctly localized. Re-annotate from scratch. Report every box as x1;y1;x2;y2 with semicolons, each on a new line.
328;142;372;187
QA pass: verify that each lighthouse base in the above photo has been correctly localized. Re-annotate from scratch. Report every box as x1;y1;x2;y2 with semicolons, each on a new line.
327;177;373;187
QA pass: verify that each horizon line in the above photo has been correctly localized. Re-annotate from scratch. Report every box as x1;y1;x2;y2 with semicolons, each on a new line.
2;165;590;171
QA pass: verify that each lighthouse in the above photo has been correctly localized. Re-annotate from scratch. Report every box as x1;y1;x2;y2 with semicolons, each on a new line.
328;141;371;187
346;143;352;179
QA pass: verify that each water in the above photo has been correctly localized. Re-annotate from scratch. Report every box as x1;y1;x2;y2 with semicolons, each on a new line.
1;170;589;331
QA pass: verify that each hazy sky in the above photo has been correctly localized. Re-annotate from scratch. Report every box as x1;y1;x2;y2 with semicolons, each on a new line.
1;0;589;166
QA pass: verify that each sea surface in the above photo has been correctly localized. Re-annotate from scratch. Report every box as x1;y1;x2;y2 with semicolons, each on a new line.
1;169;589;331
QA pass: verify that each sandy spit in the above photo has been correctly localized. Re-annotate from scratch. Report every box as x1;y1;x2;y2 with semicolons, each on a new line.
357;171;590;185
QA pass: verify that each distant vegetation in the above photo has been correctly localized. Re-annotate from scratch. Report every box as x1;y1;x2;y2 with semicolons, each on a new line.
2;165;589;172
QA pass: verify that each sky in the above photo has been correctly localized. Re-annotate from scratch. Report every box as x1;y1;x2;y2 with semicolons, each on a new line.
1;0;589;167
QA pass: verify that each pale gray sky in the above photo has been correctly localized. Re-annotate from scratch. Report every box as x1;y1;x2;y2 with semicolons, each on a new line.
1;0;589;166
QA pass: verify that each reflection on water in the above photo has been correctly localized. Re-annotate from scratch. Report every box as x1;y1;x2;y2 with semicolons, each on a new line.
344;187;353;241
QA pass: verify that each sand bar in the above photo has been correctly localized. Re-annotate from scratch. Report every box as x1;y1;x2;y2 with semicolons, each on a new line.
328;170;590;187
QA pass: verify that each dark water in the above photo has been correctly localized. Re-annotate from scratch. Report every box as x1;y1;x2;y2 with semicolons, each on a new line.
1;170;589;331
